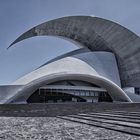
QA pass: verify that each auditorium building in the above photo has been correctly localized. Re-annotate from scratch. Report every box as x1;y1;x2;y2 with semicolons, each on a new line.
1;16;140;104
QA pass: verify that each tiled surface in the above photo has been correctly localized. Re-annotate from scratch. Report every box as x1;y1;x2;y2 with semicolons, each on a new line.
0;117;139;140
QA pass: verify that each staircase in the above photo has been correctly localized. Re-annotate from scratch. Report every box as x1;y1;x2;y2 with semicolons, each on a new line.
58;110;140;136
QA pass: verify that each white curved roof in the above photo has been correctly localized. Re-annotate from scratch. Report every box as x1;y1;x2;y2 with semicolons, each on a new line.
12;56;98;85
7;54;131;103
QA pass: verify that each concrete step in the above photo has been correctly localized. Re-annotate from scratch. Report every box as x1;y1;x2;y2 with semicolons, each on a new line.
58;115;140;136
78;113;140;124
71;114;140;128
103;111;140;117
87;112;140;120
105;110;140;114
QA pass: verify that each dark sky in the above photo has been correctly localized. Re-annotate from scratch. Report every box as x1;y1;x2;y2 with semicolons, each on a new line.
0;0;140;84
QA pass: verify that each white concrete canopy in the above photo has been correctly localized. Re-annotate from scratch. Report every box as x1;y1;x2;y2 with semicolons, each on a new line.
4;56;131;103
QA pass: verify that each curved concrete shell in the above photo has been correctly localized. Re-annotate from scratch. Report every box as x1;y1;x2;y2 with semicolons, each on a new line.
4;55;130;103
0;50;132;103
6;73;131;104
13;52;120;86
38;48;90;68
8;16;140;88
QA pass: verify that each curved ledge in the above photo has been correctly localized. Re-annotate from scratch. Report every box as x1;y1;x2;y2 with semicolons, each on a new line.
5;73;132;104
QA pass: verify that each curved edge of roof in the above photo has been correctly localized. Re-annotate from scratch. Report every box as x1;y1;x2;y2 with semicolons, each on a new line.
7;15;140;88
8;15;140;49
36;48;90;69
5;73;132;104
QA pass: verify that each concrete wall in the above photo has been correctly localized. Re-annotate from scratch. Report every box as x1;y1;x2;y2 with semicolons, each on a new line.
0;102;139;117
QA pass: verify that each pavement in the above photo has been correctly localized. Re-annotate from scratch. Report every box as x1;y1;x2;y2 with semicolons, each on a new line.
0;117;139;140
0;103;140;139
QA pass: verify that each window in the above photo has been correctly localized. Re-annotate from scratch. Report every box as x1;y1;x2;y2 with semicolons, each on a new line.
135;88;140;95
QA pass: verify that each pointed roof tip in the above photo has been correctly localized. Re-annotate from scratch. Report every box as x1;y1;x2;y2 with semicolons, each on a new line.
7;46;10;50
7;45;11;49
7;43;13;50
7;42;15;50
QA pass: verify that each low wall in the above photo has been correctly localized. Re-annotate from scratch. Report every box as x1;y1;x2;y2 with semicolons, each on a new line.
0;102;140;117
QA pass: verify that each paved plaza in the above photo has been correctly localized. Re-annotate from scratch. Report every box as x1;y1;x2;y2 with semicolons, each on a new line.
0;117;139;140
